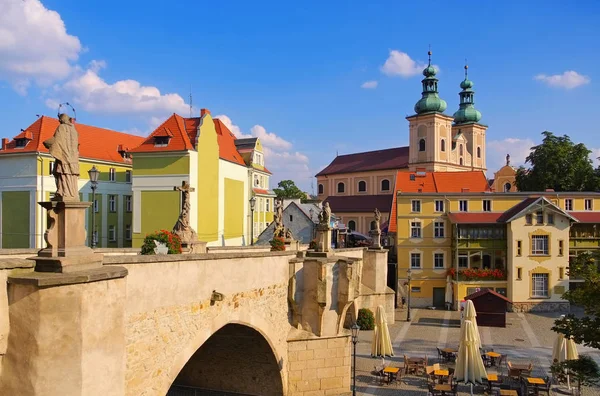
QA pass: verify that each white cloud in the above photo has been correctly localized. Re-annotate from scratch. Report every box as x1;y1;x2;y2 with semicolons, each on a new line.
590;148;600;167
361;80;378;89
534;71;590;89
47;61;190;116
250;125;292;150
0;0;82;93
214;114;250;138
487;137;535;173
381;50;434;77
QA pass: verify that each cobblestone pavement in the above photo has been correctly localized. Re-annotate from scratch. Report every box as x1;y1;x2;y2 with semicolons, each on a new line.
342;307;600;396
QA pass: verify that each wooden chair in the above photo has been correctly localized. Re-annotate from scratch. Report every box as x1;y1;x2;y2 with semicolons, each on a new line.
373;364;385;385
496;354;507;375
437;347;445;363
507;361;521;384
539;376;551;396
428;383;442;395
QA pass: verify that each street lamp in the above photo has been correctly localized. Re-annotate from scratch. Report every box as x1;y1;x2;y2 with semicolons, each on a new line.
351;322;360;396
88;166;100;248
249;196;256;246
407;268;412;322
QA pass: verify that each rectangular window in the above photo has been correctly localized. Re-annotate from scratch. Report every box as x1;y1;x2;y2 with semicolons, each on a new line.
585;199;593;211
434;253;444;269
109;168;116;182
434;221;445;238
532;273;549;297
410;222;422;238
565;199;573;211
411;286;421;293
547;213;554;225
531;235;549;255
411;200;421;213
536;211;544;224
125;170;131;183
483;200;491;212
435;200;444;212
49;161;55;174
525;214;532;225
559;267;565;280
458;253;469;269
558;240;564;256
125;196;132;212
517;267;522;280
517;240;522;256
94;199;99;213
459;200;468;212
109;195;116;212
125;224;132;241
266;199;270;212
108;225;116;242
410;253;421;269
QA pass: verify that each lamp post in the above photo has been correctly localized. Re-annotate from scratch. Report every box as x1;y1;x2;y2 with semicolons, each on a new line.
351;322;360;396
406;268;412;322
88;166;100;248
249;196;256;246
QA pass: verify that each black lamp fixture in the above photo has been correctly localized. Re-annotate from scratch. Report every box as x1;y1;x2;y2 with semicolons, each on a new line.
351;322;360;396
249;196;257;246
88;165;100;248
407;268;412;322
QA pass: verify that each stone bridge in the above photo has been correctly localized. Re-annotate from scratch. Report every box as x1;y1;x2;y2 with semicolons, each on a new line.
0;247;394;396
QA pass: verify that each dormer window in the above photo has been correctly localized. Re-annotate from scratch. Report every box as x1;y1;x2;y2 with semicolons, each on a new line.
154;136;170;147
118;144;131;160
15;138;29;148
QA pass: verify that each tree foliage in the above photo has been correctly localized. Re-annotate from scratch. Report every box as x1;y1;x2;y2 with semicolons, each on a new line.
551;356;600;393
273;179;307;199
516;131;599;192
552;252;600;349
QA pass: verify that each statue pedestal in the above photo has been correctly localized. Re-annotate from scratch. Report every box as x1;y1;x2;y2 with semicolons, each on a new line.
33;201;103;273
369;229;382;249
182;241;207;254
315;225;332;253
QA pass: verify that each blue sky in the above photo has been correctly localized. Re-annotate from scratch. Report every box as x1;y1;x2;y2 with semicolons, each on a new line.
1;0;598;192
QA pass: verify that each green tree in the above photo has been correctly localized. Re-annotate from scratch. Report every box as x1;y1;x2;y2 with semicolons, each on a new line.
552;252;600;349
273;180;307;199
551;356;600;394
515;131;599;192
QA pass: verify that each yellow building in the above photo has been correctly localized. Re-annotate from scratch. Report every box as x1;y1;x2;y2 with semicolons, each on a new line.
393;169;600;312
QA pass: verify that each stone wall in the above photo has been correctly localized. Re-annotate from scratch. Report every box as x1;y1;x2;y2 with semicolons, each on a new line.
511;301;570;313
355;287;396;324
287;335;351;396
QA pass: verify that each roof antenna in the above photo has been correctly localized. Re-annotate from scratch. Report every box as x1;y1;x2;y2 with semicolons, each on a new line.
189;85;193;118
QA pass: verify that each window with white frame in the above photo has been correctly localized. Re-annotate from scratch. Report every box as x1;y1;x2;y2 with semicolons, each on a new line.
410;221;422;238
411;200;421;213
458;253;469;268
459;200;468;212
125;170;131;183
531;235;549;255
109;168;116;182
108;225;116;242
125;196;132;212
434;221;445;238
49;161;55;174
410;253;421;269
435;200;444;212
483;200;491;212
565;199;573;211
266;199;270;212
585;199;593;211
532;273;549;297
109;195;116;212
434;253;444;269
125;224;132;241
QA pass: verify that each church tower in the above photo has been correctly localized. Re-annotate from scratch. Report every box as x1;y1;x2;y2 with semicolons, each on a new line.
407;51;456;172
451;64;487;171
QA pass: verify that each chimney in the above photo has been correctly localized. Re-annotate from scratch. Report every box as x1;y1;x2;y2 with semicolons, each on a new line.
545;188;555;192
200;108;211;117
1;138;8;150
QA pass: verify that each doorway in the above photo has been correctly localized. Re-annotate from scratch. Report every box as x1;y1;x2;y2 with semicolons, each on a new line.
433;288;446;309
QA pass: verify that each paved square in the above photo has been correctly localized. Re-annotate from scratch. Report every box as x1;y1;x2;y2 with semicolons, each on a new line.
347;308;600;395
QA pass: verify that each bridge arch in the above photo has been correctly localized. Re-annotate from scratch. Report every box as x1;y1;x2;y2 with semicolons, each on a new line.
162;313;287;396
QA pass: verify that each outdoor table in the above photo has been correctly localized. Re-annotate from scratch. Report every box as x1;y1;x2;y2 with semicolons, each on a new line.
526;377;545;395
383;367;399;384
486;373;499;393
434;383;452;395
441;347;457;353
486;351;501;366
499;390;518;396
434;369;449;383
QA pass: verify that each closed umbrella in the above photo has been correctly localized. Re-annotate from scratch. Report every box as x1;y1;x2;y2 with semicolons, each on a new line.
371;305;394;357
463;300;481;350
445;275;453;308
552;332;579;389
455;319;488;395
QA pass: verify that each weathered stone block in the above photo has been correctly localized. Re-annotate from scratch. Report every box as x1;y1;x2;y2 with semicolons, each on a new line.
298;349;314;361
317;367;336;379
325;357;344;368
291;360;307;371
302;368;317;380
289;370;303;381
288;350;299;362
307;339;328;350
289;341;308;351
335;366;348;377
304;390;325;396
313;348;329;360
320;376;343;390
306;359;325;369
326;387;349;395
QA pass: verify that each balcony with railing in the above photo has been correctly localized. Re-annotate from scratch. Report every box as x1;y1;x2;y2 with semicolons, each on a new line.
569;224;600;249
454;225;507;249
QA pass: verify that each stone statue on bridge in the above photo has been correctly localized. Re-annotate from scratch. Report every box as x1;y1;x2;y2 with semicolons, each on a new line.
373;208;381;232
173;181;200;251
43;113;80;201
318;202;331;227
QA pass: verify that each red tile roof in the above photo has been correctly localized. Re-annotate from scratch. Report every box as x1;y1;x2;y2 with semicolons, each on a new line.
253;188;271;195
465;288;512;303
316;146;409;176
323;195;393;213
569;212;600;223
213;118;246;166
0;116;144;164
447;212;504;224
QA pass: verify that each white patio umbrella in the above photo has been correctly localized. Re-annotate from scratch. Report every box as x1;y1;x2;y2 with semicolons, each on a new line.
371;305;394;357
445;275;453;307
552;332;579;389
463;300;481;350
455;319;488;395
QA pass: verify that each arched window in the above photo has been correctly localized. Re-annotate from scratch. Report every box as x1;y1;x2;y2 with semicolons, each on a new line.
381;179;390;191
318;184;324;194
460;158;464;165
477;147;481;158
459;144;464;156
358;180;366;192
370;221;376;230
504;182;512;192
441;139;446;152
337;182;345;193
419;138;426;152
348;220;356;231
